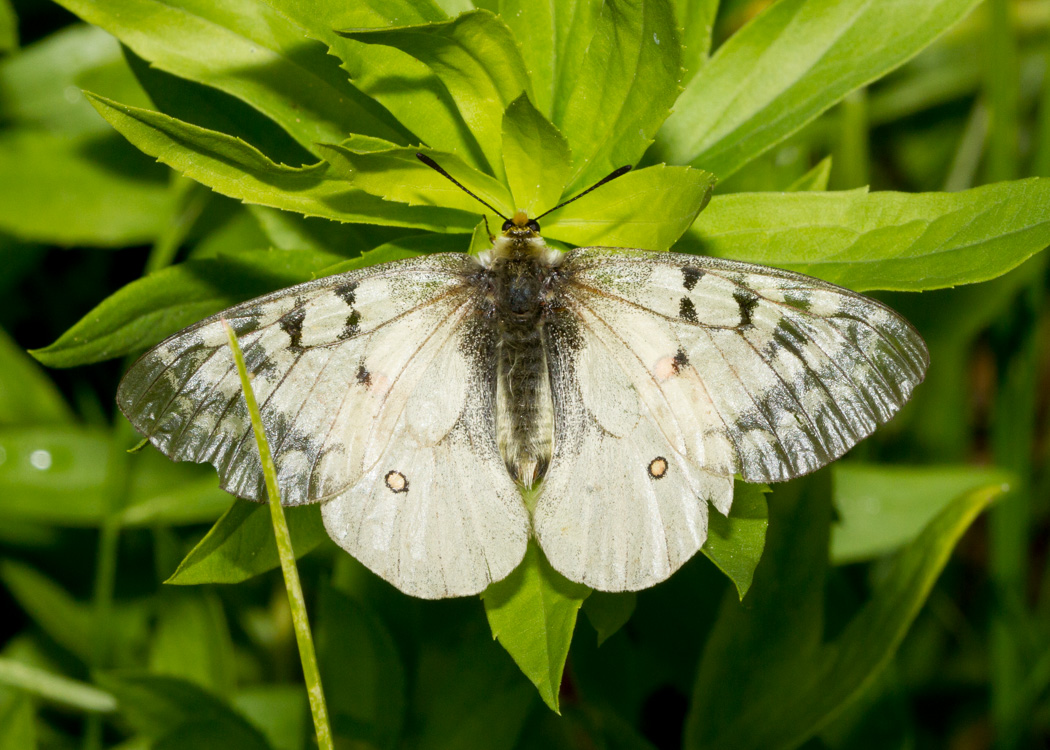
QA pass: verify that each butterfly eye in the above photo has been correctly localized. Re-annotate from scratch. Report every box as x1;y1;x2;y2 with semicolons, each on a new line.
527;220;540;232
501;219;513;232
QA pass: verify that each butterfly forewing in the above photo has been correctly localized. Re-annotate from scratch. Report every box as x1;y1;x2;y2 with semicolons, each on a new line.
555;247;928;484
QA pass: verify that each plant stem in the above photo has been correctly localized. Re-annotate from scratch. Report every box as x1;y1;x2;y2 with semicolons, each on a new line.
223;321;334;750
984;0;1019;182
835;88;869;189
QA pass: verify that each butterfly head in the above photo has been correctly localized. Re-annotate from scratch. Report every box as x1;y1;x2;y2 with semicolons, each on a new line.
502;211;541;238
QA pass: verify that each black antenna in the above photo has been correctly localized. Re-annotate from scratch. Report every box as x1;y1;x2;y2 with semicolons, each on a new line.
416;152;508;220
535;165;632;221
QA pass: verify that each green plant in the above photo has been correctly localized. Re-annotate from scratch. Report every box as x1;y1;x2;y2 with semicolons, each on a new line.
1;0;1049;748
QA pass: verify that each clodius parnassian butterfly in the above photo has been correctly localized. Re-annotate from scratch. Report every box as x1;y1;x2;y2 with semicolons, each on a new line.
118;157;928;599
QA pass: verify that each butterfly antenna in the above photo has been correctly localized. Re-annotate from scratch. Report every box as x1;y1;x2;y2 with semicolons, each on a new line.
415;152;509;220
534;165;632;221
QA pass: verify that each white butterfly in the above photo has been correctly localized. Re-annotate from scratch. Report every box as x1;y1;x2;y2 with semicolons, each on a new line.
118;159;928;599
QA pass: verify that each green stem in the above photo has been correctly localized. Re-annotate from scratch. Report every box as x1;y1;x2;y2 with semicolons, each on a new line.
223;321;334;750
835;88;869;189
984;0;1020;182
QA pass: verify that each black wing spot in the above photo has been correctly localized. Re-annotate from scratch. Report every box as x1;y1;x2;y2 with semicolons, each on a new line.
356;364;371;388
734;289;759;328
334;281;358;306
783;290;812;312
672;348;689;373
682;266;703;291
648;457;668;479
679;297;698;324
279;306;307;352
339;309;362;340
385;470;409;494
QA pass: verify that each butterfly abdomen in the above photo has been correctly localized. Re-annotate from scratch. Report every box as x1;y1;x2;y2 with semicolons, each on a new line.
491;257;557;487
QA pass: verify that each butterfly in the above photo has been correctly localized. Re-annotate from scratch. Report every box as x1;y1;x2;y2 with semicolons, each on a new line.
118;156;928;599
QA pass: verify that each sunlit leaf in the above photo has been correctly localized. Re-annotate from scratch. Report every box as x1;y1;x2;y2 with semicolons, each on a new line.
501;94;572;216
686;179;1050;291
545;164;715;251
166;500;328;586
656;0;982;178
52;0;406;154
86;95;475;231
556;0;681;192
339;10;533;178
702;481;770;600
482;542;590;713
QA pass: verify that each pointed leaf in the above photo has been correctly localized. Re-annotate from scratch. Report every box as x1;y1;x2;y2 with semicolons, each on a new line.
31;249;341;369
148;591;235;693
831;463;1010;563
544;164;715;251
787;156;833;191
582;591;637;646
339;10;533;178
53;0;405;154
657;0;982;178
258;1;492;172
672;0;719;84
319;143;514;216
0;329;74;426
482;542;591;713
501;95;572;216
686;479;1003;750
165;500;328;585
556;0;681;192
702;480;770;600
687;179;1050;291
86;95;474;231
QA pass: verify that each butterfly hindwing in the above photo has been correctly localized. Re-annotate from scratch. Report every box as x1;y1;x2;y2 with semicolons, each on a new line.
533;310;732;592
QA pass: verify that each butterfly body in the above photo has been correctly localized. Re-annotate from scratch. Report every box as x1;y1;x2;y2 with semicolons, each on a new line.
119;213;928;598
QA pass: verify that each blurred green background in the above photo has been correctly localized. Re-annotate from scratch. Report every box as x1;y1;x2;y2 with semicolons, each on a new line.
0;0;1048;748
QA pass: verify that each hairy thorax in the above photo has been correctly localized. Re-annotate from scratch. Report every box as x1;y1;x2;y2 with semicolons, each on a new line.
480;231;563;487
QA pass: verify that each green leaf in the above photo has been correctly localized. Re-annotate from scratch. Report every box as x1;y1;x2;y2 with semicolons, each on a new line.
0;427;111;526
544;164;715;251
0;130;172;247
482;542;590;713
831;463;1011;563
787;156;833;191
0;560;148;666
319;143;514;216
148;591;235;694
684;478;1003;750
0;658;116;714
53;0;405;154
247;206;401;256
501;95;572;216
232;686;307;750
318;233;472;276
0;0;16;54
97;673;268;747
0;24;147;135
86;95;474;231
0;693;34;750
672;0;718;83
31;249;341;368
656;0;981;178
582;591;637;646
701;480;770;600
166;500;328;586
686;179;1050;291
259;1;491;173
339;10;533;178
316;588;406;748
0;329;74;426
556;0;681;192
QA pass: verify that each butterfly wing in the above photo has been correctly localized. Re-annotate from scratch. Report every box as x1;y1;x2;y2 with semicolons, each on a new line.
534;247;928;591
118;253;529;597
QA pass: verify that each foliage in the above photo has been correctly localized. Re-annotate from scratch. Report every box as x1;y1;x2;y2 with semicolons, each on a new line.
1;0;1048;748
